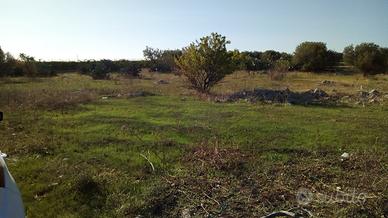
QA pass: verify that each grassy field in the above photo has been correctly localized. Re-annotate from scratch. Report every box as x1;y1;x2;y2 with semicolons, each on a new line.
0;71;387;217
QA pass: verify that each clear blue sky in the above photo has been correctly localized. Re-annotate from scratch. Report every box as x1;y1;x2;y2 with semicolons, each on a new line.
1;0;387;61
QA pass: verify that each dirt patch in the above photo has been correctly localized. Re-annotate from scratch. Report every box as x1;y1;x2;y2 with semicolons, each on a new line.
184;146;250;176
136;146;387;217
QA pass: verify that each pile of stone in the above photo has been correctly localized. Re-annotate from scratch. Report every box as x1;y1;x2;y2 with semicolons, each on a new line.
356;89;384;104
219;88;331;105
217;88;387;105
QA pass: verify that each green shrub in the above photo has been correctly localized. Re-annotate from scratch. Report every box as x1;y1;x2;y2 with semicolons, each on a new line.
343;43;386;75
176;33;235;92
293;42;328;72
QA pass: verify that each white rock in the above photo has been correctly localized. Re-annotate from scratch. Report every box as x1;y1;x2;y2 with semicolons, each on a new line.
341;152;350;160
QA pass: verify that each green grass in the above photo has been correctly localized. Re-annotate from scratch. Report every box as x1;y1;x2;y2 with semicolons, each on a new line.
0;72;387;217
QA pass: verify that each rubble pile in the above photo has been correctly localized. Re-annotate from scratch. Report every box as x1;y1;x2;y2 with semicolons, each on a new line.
217;88;386;105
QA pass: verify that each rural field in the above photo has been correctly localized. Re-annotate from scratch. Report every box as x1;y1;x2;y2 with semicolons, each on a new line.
0;71;387;217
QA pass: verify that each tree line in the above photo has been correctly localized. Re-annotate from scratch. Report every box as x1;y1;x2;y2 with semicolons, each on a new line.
174;33;388;92
0;48;146;79
1;35;387;83
145;41;388;75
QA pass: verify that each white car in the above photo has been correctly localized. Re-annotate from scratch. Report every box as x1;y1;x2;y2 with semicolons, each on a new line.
0;152;25;218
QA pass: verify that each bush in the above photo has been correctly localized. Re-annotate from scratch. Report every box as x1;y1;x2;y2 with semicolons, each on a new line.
268;59;290;81
355;43;385;75
176;33;235;92
343;43;386;75
273;59;291;73
293;42;328;72
119;61;142;77
90;60;112;79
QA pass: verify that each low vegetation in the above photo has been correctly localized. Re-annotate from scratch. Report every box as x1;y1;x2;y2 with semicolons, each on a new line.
0;70;387;217
0;33;387;217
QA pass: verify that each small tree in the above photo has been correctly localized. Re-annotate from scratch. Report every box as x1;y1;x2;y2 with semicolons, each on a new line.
293;42;328;72
176;33;235;92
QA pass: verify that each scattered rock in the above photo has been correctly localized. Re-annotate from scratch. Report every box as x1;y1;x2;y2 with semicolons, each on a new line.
49;182;59;187
181;208;191;218
341;152;350;161
155;79;169;85
369;99;378;104
369;89;379;96
218;88;385;106
222;88;330;105
310;88;329;98
121;124;128;131
359;91;369;98
321;80;335;85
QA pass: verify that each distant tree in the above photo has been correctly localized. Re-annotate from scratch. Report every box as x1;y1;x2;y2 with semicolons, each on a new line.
240;51;265;71
379;47;388;72
4;52;16;70
159;49;182;72
280;52;293;61
117;60;142;77
343;45;355;66
143;47;181;72
353;43;385;75
19;53;38;77
326;50;342;68
176;33;235;92
273;59;291;72
90;59;112;79
0;47;5;63
261;50;282;69
230;50;251;71
293;42;328;72
143;46;160;71
0;47;5;76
